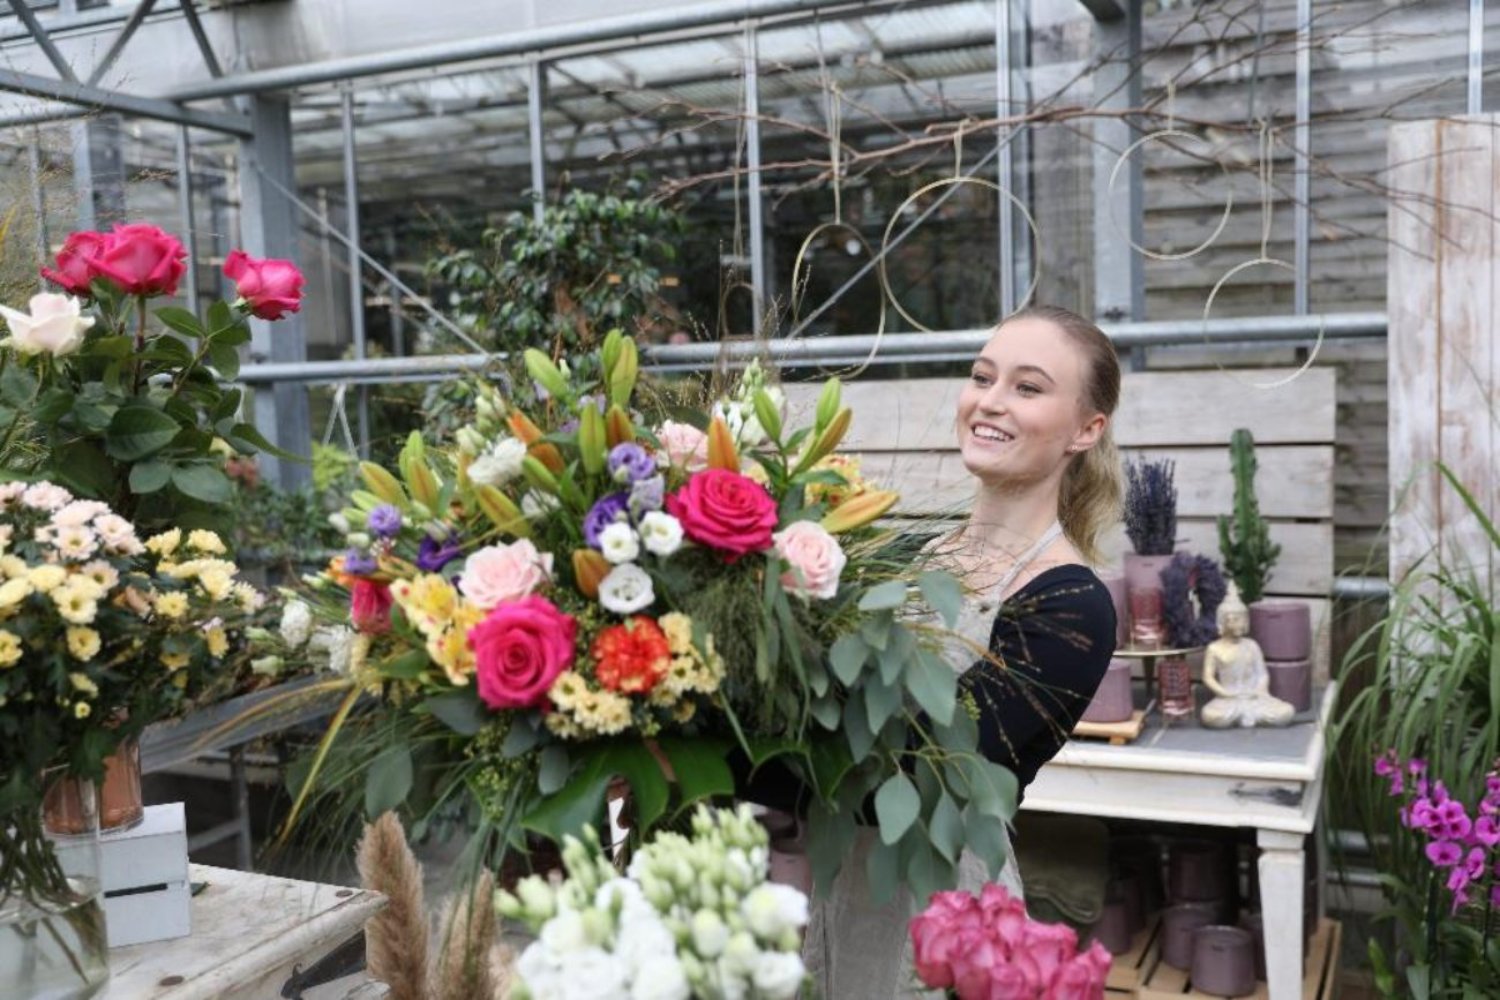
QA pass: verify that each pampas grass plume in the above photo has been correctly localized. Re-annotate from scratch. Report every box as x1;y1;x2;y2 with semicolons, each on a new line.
356;812;431;1000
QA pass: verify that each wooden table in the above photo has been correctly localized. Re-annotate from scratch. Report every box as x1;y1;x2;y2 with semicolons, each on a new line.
101;864;384;1000
1025;682;1335;1000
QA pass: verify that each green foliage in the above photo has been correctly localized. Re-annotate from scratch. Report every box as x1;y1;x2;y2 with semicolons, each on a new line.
1331;464;1500;997
424;181;685;354
1216;428;1280;603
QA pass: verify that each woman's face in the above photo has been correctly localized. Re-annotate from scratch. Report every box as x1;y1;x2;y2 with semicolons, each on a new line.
956;316;1105;486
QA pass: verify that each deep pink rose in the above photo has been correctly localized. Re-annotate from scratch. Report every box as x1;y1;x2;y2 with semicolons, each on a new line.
665;468;778;560
350;579;393;634
1018;921;1081;992
1045;943;1111;1000
987;965;1033;999
469;594;576;710
40;230;109;296
950;930;1004;1000
909;894;980;989
92;223;187;297
224;249;305;320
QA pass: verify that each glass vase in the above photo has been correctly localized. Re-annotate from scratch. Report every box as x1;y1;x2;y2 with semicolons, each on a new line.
1128;587;1166;651
43;738;142;835
1;775;110;999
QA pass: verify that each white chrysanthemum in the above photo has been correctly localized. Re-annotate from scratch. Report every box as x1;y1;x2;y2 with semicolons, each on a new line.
521;491;561;520
0;482;25;507
278;600;313;649
597;523;640;565
597;563;654;615
637;511;683;558
52;525;98;561
93;514;142;554
467;437;528;488
21;482;71;511
51;500;108;528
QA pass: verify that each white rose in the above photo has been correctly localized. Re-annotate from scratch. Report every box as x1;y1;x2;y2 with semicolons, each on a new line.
631;955;690;1000
0;293;93;357
771;521;847;600
468;437;528;488
741;884;808;942
597;563;654;615
458;539;553;610
750;952;805;999
598;523;640;565
637;512;683;557
278;600;313;649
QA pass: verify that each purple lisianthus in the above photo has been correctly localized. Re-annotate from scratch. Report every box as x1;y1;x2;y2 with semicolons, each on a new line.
343;548;378;576
367;504;403;539
608;443;655;485
417;533;464;573
628;474;665;517
584;493;630;548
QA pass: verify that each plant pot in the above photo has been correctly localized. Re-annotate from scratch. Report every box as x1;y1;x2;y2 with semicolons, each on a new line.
1238;912;1266;980
44;738;143;835
1249;600;1311;662
1082;658;1134;724
1169;840;1230;903
1100;571;1129;648
1109;871;1146;934
1266;658;1312;713
1112;837;1164;917
1161;902;1218;970
1093;894;1134;955
1191;925;1256;997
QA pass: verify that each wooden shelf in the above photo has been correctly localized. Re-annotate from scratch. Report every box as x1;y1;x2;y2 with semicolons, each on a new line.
1136;918;1342;1000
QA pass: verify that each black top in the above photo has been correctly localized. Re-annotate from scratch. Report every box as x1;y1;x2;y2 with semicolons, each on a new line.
961;564;1118;798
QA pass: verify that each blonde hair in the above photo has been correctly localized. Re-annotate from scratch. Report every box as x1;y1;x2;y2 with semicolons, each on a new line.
999;305;1123;565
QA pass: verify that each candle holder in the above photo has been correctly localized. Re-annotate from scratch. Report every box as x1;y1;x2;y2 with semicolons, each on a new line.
1129;586;1166;650
1158;656;1195;719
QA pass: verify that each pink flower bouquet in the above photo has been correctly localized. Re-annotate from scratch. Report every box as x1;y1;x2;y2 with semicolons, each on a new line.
910;886;1112;999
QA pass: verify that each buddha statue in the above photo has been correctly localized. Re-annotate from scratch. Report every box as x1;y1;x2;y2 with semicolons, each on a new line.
1200;583;1295;729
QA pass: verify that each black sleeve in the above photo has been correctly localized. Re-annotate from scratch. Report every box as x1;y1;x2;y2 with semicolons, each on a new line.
959;569;1118;791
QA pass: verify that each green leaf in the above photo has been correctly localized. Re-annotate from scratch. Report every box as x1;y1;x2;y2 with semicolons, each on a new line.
858;579;908;612
877;625;915;685
907;648;958;726
864;677;902;731
538;745;569;795
213;321;251;347
927;793;963;863
207;299;233;334
379;650;428;680
225;421;303;462
523;749;612;842
904;838;952;906
33;388;73;424
171;465;232;503
0;364;37;407
210;388;243;423
860;613;891;651
919;570;964;628
962;804;1010;878
809;735;855;798
501;719;543;758
51;440;115;499
964;758;1019;822
829;634;868;686
72;401;112;433
843;693;876;763
105;405;180;461
810;696;841;730
807;804;858;895
423;692;488;735
155;306;207;339
364;744;413;818
875;773;920;846
129;460;172;494
207;339;240;379
655;737;735;810
865;837;902;906
139;336;195;366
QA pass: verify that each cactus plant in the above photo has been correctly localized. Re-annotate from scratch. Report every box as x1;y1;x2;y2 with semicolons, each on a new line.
1124;457;1178;555
1216;428;1281;603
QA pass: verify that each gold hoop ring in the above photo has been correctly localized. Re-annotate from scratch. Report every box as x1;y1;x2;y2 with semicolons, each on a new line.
1201;257;1326;390
789;220;889;379
1107;129;1234;262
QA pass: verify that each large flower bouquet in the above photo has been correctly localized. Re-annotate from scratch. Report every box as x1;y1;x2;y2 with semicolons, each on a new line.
284;332;1016;903
0;222;303;535
498;805;809;1000
0;481;261;906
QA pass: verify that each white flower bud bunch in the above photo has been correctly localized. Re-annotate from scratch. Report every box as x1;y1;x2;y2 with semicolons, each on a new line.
497;806;809;1000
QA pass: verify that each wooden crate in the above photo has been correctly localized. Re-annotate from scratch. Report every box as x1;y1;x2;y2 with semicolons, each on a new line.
1138;918;1342;1000
1107;916;1163;995
1074;710;1148;746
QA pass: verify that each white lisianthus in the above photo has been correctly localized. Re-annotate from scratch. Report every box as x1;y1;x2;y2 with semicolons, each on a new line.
467;437;528;487
278;600;313;649
598;563;654;615
539;909;591;955
0;293;93;358
690;909;730;958
631;956;690;1000
521;490;561;520
328;511;351;534
637;511;683;557
598;522;640;565
564;947;630;1000
741;883;809;942
749;952;805;999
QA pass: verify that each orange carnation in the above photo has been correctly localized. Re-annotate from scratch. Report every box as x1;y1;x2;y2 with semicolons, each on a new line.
591;617;671;694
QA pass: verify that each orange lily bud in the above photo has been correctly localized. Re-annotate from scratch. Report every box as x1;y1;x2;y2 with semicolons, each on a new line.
821;488;898;534
572;549;610;599
605;405;635;448
707;416;739;472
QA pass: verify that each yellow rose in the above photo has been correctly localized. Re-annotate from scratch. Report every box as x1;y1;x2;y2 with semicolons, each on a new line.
160;649;191;671
66;627;101;661
198;569;233;602
73;701;91;719
68;671;98;697
154;591;189;620
187;530;226;555
0;629;21;666
205;627;229;658
53;586;98;625
145;528;182;557
28;564;67;592
0;577;34;610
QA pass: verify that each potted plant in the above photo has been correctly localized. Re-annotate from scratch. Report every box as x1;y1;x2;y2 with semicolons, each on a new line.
1123;456;1179;647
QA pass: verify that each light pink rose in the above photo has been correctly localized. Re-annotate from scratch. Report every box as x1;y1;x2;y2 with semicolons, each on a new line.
458;539;553;610
772;520;846;600
654;420;709;471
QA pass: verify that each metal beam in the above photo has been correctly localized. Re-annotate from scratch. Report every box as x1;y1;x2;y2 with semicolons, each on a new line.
7;0;79;83
178;0;224;78
1092;0;1144;326
1470;0;1485;114
1075;0;1125;23
27;137;47;266
0;67;252;134
744;25;767;335
86;0;159;87
526;60;546;222
176;125;199;315
996;0;1016;315
341;85;371;453
1294;0;1311;315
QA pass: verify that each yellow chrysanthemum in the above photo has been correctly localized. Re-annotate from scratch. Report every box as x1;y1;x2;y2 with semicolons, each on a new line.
154;591;189;619
549;671;588;710
0;555;27;578
187;530;226;555
0;629;21;667
658;612;695;656
66;627;101;662
0;577;33;610
160;649;191;671
205;627;229;658
68;671;98;697
64;575;106;601
80;560;119;591
145;528;182;557
672;700;697;724
73;701;91;719
198;568;234;602
544;712;583;739
805;453;868;508
27;564;67;592
53;587;98;626
234;582;263;612
573;689;632;736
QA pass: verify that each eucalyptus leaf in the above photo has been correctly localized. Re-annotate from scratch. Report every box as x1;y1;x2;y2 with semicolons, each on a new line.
906;648;958;726
874;773;920;846
865;838;902;907
501;718;544;758
829;634;868;686
962;804;1010;878
424;692;488;735
927;793;964;863
810;696;841;730
538;745;570;795
864;677;902;731
919;570;964;628
858;579;909;612
843;693;875;763
877;626;915;685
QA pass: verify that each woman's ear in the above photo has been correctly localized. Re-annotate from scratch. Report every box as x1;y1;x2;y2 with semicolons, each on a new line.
1066;413;1107;455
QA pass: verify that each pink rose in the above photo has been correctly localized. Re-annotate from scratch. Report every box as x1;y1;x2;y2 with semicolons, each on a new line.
470;594;577;710
988;965;1033;999
458;539;553;610
1017;921;1081;993
665;469;778;561
909;895;980;989
950;929;1004;1000
654;421;709;471
91;223;187;297
350;579;393;634
224;249;305;320
1046;946;1111;1000
773;520;846;600
40;230;109;296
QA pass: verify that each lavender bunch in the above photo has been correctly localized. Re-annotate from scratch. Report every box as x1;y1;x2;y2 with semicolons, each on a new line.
1124;457;1178;556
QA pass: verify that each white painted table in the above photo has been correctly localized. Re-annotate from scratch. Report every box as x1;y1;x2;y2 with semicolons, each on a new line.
100;864;385;1000
1025;682;1336;1000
